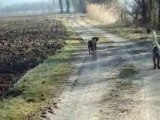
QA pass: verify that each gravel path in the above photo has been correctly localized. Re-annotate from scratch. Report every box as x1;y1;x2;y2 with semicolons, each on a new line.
42;16;152;120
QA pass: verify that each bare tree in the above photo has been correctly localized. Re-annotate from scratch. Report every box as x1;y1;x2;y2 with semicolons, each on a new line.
59;0;63;13
72;0;86;13
79;0;86;13
127;0;151;26
158;0;160;28
58;0;71;13
135;0;148;26
66;0;70;13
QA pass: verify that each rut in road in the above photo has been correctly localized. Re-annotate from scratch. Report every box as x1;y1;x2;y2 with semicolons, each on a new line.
43;17;147;120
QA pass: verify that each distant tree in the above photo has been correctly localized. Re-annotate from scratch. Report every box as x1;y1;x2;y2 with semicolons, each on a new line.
58;0;71;13
125;0;151;27
59;0;64;13
66;0;70;13
0;1;1;9
78;0;86;13
57;0;86;13
135;0;148;26
158;0;160;28
87;0;113;4
72;0;87;13
56;0;117;13
0;2;54;13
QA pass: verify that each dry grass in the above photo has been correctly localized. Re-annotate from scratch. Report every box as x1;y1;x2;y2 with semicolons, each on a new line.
86;2;120;24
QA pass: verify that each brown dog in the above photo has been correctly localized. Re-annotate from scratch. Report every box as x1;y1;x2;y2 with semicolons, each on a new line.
153;44;160;69
87;37;99;54
153;31;160;69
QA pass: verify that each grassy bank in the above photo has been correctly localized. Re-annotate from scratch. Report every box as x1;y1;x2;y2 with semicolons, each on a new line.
98;24;150;41
0;17;82;120
83;18;160;41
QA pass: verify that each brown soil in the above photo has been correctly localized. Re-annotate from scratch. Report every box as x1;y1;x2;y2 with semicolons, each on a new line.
0;16;69;96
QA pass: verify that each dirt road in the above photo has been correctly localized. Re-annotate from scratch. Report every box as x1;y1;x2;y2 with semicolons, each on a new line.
43;16;158;120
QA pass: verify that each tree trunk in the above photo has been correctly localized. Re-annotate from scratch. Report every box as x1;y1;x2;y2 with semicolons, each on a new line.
59;0;64;13
72;0;86;13
147;0;153;25
66;0;70;13
79;0;86;13
159;0;160;29
141;0;147;26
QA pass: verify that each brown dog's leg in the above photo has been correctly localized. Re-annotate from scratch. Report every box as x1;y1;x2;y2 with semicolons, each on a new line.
89;48;91;54
95;43;97;50
153;55;157;69
157;54;160;69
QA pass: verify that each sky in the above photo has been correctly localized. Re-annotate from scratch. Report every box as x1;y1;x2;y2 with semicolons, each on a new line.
0;0;50;7
0;0;133;8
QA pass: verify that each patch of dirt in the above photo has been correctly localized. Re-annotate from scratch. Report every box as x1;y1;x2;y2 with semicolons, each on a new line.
119;64;138;79
100;79;143;120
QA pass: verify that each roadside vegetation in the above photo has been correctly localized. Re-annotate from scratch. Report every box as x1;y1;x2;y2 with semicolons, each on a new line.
84;0;160;42
0;15;83;120
99;24;150;40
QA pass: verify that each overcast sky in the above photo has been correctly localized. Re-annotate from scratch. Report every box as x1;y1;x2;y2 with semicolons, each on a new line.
0;0;133;8
0;0;50;7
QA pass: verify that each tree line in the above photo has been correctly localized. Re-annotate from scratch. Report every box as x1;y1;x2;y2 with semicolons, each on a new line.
0;2;55;13
57;0;113;13
58;0;86;13
121;0;160;29
58;0;160;29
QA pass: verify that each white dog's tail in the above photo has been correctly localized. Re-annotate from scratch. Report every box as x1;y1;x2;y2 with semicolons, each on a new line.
153;30;160;49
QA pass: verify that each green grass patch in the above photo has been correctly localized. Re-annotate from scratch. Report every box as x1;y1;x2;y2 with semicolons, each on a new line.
119;64;138;79
0;26;82;120
99;24;149;41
